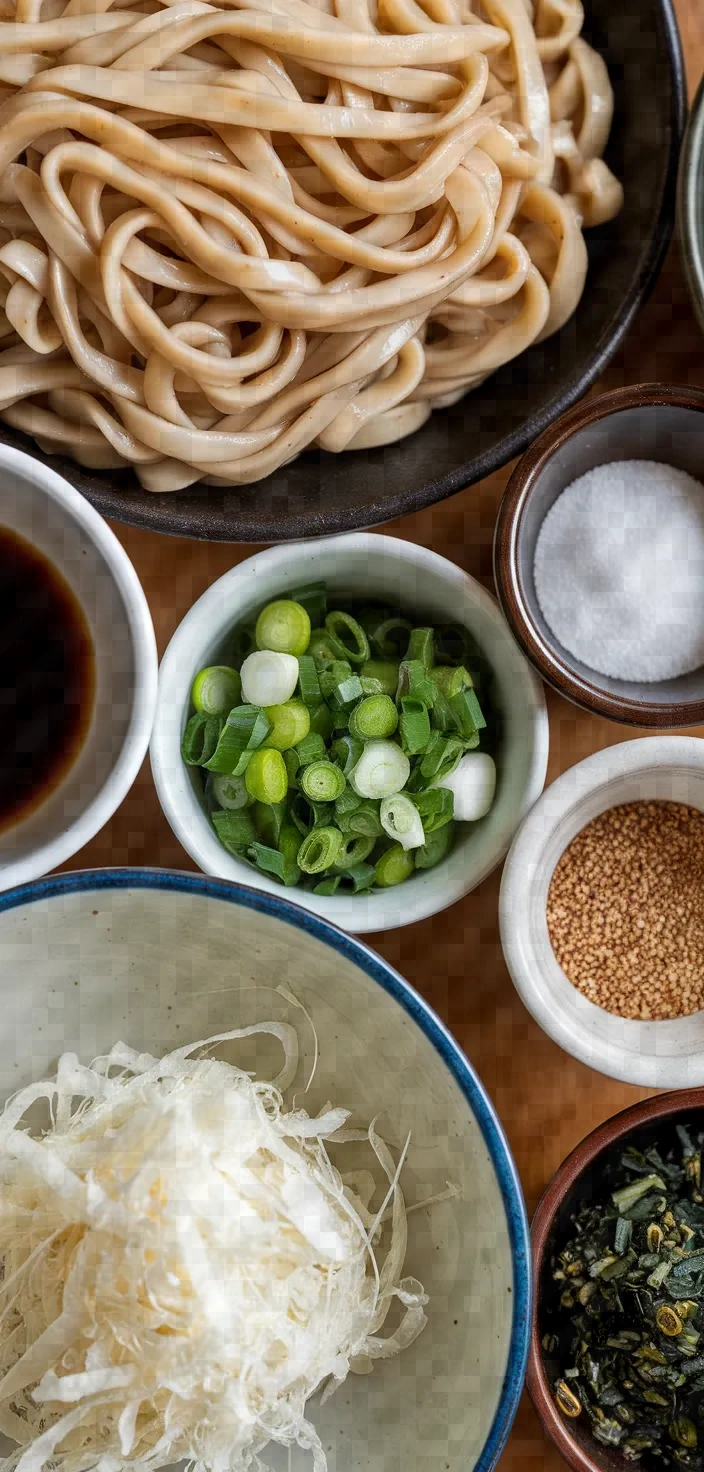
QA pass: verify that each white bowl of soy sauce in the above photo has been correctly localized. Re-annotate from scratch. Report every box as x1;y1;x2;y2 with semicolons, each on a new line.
0;447;158;889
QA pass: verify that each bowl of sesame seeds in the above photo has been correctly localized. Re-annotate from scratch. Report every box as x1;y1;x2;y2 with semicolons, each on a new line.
499;736;704;1088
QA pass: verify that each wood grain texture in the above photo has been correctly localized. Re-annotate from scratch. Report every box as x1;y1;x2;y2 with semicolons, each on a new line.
55;5;702;1463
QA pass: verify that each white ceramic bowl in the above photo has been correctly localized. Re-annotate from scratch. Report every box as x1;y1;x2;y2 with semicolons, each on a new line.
0;447;157;889
0;868;531;1472
500;735;704;1087
150;534;548;932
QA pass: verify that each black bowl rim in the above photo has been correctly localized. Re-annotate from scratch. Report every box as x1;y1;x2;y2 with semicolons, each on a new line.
35;0;688;542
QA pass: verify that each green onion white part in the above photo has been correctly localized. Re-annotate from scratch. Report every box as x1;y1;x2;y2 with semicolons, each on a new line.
240;651;299;706
350;741;410;799
433;752;496;821
380;794;426;850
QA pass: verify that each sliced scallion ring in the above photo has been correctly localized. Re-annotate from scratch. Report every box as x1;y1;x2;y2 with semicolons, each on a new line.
324;610;370;665
301;761;346;803
349;694;398;741
374;844;415;887
297;826;344;874
380;794;425;850
350;740;410;799
255;599;311;656
240;651;299;707
191;665;242;717
262;699;310;752
244;748;288;805
211;772;250;810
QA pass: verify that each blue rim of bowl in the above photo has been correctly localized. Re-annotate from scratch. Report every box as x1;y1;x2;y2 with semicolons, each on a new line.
0;865;531;1472
678;70;704;335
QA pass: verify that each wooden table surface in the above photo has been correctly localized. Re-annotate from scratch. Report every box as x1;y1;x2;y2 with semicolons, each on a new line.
54;3;704;1464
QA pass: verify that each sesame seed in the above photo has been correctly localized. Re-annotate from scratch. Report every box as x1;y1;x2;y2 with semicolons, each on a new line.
546;801;704;1021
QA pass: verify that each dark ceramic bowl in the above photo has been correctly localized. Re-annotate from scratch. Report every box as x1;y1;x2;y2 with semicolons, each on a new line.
528;1091;704;1472
0;0;686;542
678;71;704;336
493;383;704;727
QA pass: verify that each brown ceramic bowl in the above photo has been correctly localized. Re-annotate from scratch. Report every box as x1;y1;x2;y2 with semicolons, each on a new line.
493;384;704;727
528;1090;704;1472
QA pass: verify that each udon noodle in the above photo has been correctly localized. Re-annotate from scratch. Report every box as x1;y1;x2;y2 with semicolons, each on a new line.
0;0;623;490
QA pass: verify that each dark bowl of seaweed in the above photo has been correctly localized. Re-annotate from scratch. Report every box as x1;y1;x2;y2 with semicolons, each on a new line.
529;1093;704;1472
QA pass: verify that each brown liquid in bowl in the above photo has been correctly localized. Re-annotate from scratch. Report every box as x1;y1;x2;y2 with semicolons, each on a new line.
0;526;95;832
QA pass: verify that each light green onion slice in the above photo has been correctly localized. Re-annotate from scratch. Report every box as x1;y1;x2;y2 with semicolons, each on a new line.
204;706;271;775
297;655;322;708
380;794;425;850
370;615;412;659
255;599;311;656
324;610;370;665
350;740;409;799
263;699;310;751
301;760;346;803
296;731;327;766
346;800;383;839
191;665;241;716
330;733;364;776
396;658;437;707
399;697;431;755
448;688;485;741
431;664;473;699
349;694;398;741
251;800;287;848
415;820;455;871
411;787;454;832
308;628;349;668
332;834;375;871
374;843;415;887
359;659;400;697
245;748;288;805
181;712;222;767
211;772;250;810
419;733;464;785
240;651;299;707
297;826;344;874
406;628;434;670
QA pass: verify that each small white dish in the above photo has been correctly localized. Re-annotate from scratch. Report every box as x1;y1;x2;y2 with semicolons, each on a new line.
0;447;158;889
500;735;704;1087
150;533;548;933
0;869;529;1472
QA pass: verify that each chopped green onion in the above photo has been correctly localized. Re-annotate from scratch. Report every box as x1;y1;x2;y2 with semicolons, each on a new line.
346;799;383;838
429;688;454;733
374;843;415;887
181;712;222;767
191;665;241;717
330;733;364;776
248;823;300;887
211;809;256;855
350;740;410;799
240;651;299;706
334;785;362;819
247;842;287;882
448;687;486;739
411;787;454;832
251;800;287;848
396;659;437;707
308;703;335;741
289;582;327;629
308;628;349;668
406;628;434;669
298;826;344;874
226;625;255;669
431;665;474;699
324;610;370;665
283;748;300;787
435;623;477;667
320;661;363;709
313;875;341;895
349;694;398;741
301;761;347;803
433;751;496;820
210;772;250;810
380;794;425;850
245;748;288;804
332;834;375;871
359;659;400;697
419;733;464;785
262;699;310;751
399;698;431;756
415;821;455;870
297;655;322;708
255;599;311;657
204;705;271;775
370;615;412;659
338;862;376;893
296;731;327;766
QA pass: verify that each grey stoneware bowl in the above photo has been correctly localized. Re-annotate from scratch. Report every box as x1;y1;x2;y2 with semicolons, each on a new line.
493;383;704;727
0;0;685;542
0;868;531;1472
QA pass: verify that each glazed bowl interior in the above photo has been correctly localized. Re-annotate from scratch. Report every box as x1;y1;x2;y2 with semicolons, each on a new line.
499;736;704;1089
150;535;548;933
0;448;156;889
0;870;530;1472
529;1093;704;1472
678;71;704;336
0;0;683;542
495;391;704;726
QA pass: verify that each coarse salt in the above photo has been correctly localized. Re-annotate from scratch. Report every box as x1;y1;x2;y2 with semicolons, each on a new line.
533;459;704;682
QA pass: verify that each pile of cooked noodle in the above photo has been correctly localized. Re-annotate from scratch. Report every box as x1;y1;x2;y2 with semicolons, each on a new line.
0;0;623;491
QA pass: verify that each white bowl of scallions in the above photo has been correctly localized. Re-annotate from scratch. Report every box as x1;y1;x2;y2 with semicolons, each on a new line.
150;534;549;932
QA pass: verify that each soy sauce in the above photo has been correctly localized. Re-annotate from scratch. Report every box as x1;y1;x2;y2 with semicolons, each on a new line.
0;526;95;832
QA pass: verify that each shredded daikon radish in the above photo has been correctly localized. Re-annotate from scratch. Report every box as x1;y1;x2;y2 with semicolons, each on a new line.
0;1026;428;1472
